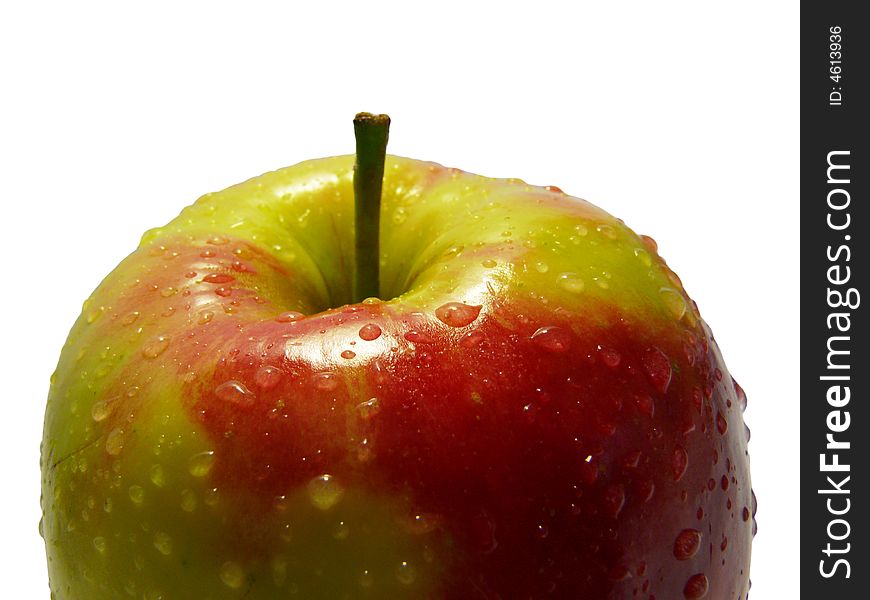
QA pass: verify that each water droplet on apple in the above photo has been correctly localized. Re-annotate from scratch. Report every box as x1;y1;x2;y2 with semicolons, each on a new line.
219;561;246;589
93;536;106;553
276;311;304;323
341;349;357;360
149;464;165;487
356;397;381;420
395;561;417;585
593;274;610;289
460;330;485;347
141;335;170;359
596;224;618;239
202;273;235;284
531;326;571;353
683;573;709;599
672;446;688;481
531;261;549;274
356;438;373;463
660;288;687;319
392;206;407;224
469;513;498;554
634;247;652;266
742;506;751;522
180;489;197;512
214;286;232;297
606;565;630;582
254;365;283;390
603;483;626;518
85;305;104;323
522;403;537;423
204;487;220;507
333;520;350;540
481;258;497;269
313;372;339;391
188;450;215;477
558;272;585;294
307;474;344;510
128;485;145;504
370;359;388;385
621;450;642;470
667;268;684;290
358;569;374;588
435;302;482;327
674;529;702;560
272;495;290;513
105;428;125;455
734;380;748;411
404;330;434;344
207;236;229;246
91;398;113;422
643;347;672;394
598;346;621;368
716;412;728;435
153;531;172;555
359;323;382;341
641;235;658;252
214;380;256;407
401;513;437;536
121;311;140;326
634;479;656;502
271;554;288;586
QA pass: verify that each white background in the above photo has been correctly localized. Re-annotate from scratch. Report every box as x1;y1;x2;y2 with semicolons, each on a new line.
1;1;799;597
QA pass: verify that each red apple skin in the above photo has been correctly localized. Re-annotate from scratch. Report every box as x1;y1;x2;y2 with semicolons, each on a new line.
41;156;754;599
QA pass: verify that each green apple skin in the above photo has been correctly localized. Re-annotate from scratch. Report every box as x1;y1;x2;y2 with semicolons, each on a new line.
41;155;754;599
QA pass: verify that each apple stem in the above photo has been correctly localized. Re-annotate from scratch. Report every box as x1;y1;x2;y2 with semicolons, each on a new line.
352;112;391;303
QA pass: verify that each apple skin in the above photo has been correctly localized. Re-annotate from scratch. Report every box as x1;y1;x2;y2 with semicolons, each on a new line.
41;155;754;599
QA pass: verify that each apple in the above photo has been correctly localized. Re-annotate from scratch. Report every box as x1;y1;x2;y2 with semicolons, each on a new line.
41;114;754;599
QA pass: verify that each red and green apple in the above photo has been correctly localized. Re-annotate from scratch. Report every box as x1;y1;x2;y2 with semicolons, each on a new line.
41;115;754;599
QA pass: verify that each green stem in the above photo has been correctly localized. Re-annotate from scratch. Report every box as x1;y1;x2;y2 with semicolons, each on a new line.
352;112;390;303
